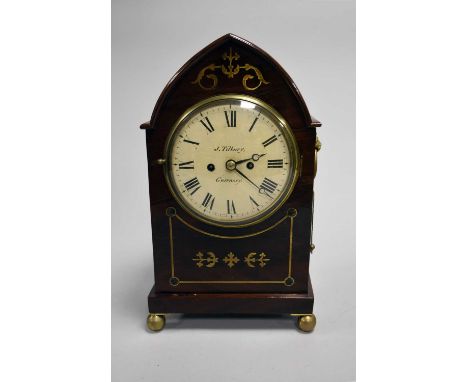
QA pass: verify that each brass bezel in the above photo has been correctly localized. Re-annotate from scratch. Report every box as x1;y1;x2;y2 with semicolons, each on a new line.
163;94;300;228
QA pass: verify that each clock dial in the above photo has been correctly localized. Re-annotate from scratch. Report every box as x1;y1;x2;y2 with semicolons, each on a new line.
165;95;299;227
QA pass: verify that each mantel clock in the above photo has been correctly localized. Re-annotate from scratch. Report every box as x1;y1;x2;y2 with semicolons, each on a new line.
140;34;322;332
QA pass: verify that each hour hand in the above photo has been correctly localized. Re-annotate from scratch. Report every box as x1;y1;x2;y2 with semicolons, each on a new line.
235;153;266;165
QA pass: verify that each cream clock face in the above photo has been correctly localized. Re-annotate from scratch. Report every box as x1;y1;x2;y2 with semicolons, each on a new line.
165;95;299;227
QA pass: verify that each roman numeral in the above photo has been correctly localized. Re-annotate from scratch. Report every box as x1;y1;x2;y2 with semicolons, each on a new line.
183;177;201;195
224;110;236;127
260;178;278;194
262;135;278;147
183;139;199;145
178;161;194;169
267;159;283;168
200;117;215;133
248;117;259;132
201;192;215;210
249;195;259;209
227;200;236;214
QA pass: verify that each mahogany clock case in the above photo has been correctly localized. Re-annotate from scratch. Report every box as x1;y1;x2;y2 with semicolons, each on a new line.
141;34;321;314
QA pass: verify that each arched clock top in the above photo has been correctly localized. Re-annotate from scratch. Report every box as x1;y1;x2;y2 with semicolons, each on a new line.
141;34;320;131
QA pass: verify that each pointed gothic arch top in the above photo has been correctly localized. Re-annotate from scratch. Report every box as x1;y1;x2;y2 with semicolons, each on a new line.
142;34;320;131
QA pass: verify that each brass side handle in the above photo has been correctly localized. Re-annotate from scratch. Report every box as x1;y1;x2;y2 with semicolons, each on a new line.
314;136;321;178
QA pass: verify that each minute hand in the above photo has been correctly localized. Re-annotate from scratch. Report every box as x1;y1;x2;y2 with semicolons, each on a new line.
234;168;273;199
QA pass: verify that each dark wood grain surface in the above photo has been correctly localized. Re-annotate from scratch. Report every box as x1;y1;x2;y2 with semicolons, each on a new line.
148;277;314;314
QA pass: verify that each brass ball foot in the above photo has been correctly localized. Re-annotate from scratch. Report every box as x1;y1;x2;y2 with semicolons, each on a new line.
147;314;166;332
297;314;316;332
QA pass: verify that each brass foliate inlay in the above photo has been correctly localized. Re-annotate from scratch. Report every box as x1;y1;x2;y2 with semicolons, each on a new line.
166;209;296;285
192;251;219;268
223;252;240;268
191;48;269;91
191;251;270;269
244;252;270;268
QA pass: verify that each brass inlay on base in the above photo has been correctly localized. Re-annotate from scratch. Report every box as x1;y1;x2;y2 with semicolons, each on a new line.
172;212;289;240
169;277;180;286
223;252;240;268
192;251;219;268
166;207;296;286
